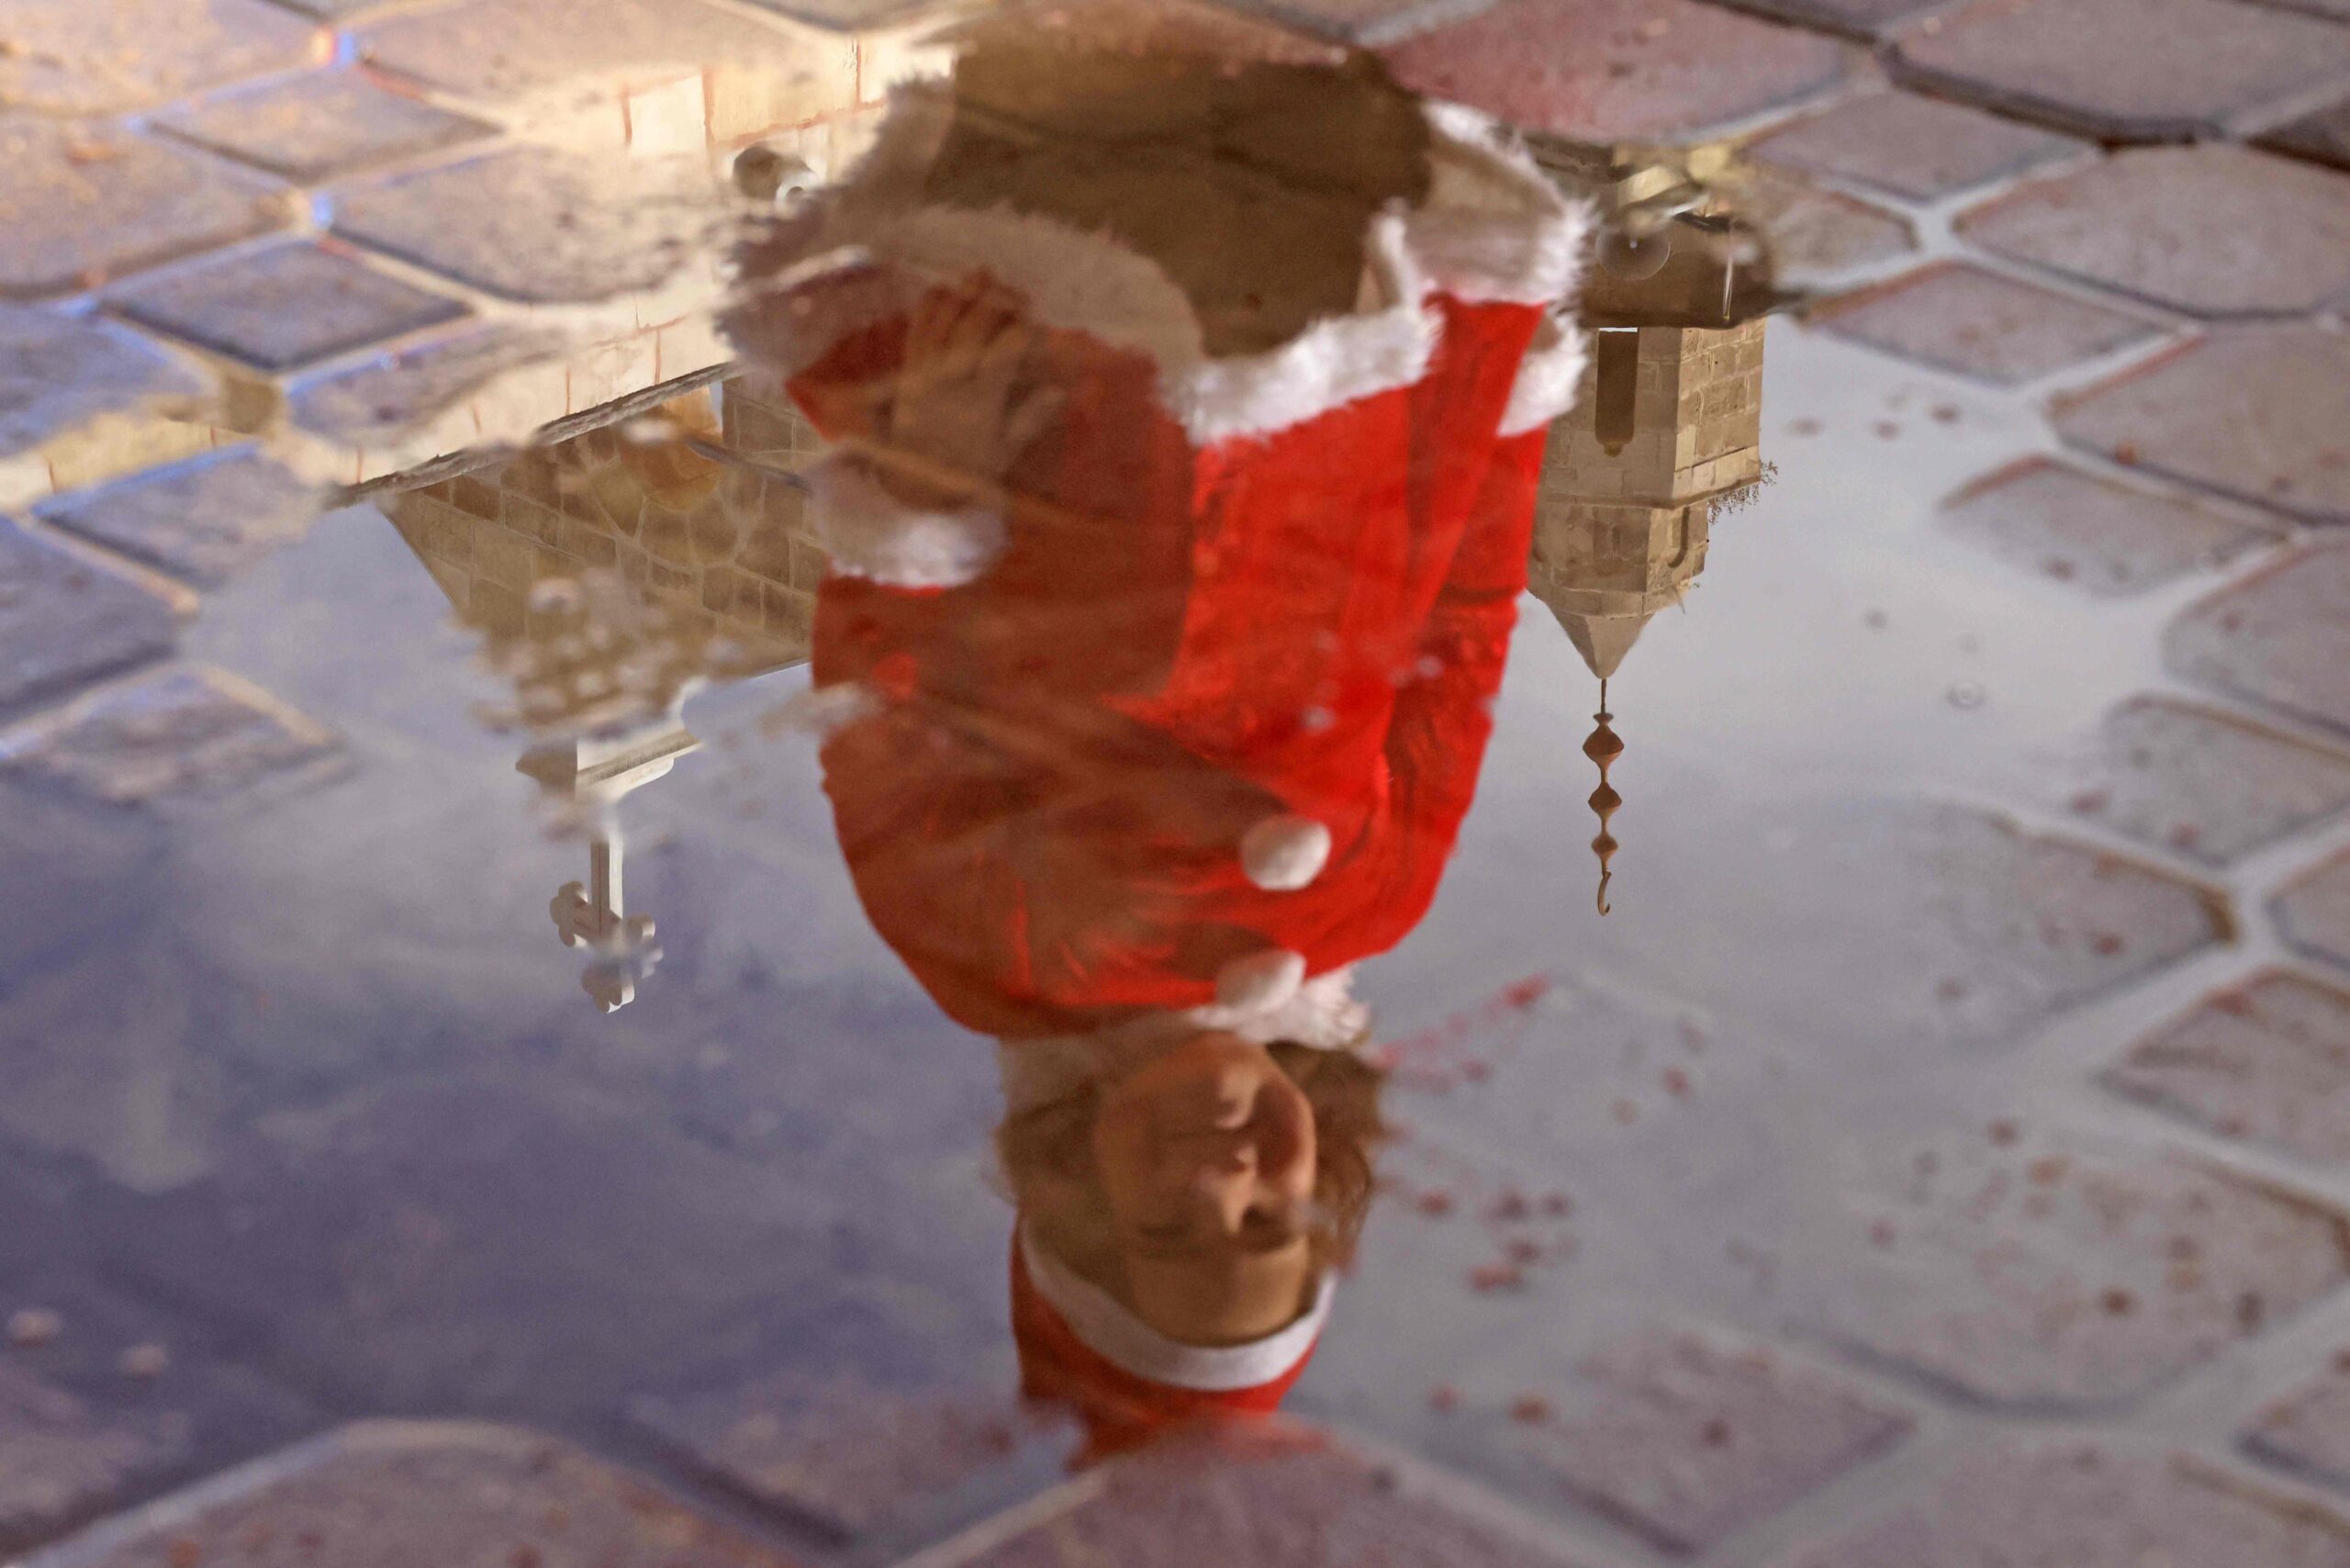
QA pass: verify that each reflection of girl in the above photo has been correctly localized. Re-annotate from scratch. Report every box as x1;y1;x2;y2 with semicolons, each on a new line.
726;3;1586;1460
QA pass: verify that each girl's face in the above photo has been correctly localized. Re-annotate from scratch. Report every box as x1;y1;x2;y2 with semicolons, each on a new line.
1088;1032;1319;1345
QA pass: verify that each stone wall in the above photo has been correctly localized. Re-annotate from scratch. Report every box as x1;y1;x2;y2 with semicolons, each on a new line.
385;380;833;727
1541;320;1767;509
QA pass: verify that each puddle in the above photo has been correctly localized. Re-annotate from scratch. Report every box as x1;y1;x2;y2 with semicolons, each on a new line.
6;0;2347;1561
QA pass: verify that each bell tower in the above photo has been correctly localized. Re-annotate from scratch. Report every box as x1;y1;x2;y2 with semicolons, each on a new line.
1527;316;1767;915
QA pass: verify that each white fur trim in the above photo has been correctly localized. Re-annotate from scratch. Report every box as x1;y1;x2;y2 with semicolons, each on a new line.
1192;965;1367;1051
1020;1223;1335;1392
1191;963;1367;1050
1214;948;1307;1014
1412;102;1592;307
1162;214;1438;446
802;454;1004;588
1240;813;1333;892
1498;309;1590;438
995;973;1370;1117
792;186;1436;448
733;84;1590;446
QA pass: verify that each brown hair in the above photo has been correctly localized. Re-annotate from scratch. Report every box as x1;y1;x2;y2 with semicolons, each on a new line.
996;1039;1390;1273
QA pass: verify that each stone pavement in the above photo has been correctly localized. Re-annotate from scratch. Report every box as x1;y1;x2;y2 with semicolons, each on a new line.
5;0;2350;1564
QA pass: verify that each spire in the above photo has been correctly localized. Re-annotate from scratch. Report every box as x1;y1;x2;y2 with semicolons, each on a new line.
1560;609;1654;682
1583;678;1623;916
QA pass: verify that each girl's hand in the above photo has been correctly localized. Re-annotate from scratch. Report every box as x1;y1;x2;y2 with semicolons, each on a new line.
861;273;1061;507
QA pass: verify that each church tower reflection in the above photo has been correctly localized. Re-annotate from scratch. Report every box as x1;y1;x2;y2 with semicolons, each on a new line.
379;384;820;1008
1525;144;1774;913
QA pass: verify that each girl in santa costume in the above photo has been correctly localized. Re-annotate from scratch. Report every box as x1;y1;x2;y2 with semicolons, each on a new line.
722;0;1588;1463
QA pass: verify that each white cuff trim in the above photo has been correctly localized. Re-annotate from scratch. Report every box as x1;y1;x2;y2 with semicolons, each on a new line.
1241;813;1333;892
1193;963;1367;1050
1413;101;1592;308
1498;309;1590;438
803;454;1004;589
1162;212;1438;446
1214;948;1307;1014
1020;1224;1335;1392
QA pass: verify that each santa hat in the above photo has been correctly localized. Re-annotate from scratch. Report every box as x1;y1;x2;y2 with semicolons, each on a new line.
1012;1223;1335;1464
727;84;1589;450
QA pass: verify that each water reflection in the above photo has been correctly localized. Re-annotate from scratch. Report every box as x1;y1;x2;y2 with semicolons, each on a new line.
714;11;1590;1459
352;5;1795;1472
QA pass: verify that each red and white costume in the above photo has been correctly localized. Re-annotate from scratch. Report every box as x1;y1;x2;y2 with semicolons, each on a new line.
732;86;1588;1045
727;76;1588;1452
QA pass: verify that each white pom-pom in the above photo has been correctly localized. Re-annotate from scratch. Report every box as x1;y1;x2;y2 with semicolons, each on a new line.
804;454;1004;588
1241;814;1332;892
1214;948;1306;1014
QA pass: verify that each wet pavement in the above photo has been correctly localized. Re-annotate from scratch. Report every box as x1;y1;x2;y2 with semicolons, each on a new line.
6;0;2350;1564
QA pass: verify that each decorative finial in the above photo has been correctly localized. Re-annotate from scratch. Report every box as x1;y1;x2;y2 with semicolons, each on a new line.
1583;678;1623;916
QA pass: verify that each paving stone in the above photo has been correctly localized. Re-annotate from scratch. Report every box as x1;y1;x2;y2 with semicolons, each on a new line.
0;122;289;301
2262;92;2350;172
632;1370;1060;1540
735;0;971;28
1227;0;1492;45
1508;1328;1910;1555
37;1421;812;1568
286;322;568;447
1782;1444;2350;1568
0;924;231;1192
0;1272;317;1476
152;70;498;184
0;0;326;118
946;1439;1590;1568
34;447;324;588
104;1074;853;1417
1809;263;2158;386
1941;457;2282;598
1703;0;1954;39
0;778;162;1005
357;0;860;133
332;145;725;305
0;1362;189;1555
1857;804;2224;1047
265;0;405;13
2281;851;2350;974
0;518;183;722
2055;330;2350;527
2170;545;2350;738
0;665;341;810
1813;1131;2350;1408
2249;1351;2350;1489
1740;169;1916;287
1382;0;1852;145
1748;89;2085;204
1889;0;2350;142
0;307;207;508
109;242;468;373
1644;803;2229;1055
1958;145;2350;319
2103;971;2350;1162
2061;696;2350;865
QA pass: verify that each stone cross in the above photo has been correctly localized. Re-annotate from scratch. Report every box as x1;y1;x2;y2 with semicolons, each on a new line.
525;721;697;1013
550;836;664;1013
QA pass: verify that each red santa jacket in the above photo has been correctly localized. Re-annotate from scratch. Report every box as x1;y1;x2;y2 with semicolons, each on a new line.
733;92;1588;1042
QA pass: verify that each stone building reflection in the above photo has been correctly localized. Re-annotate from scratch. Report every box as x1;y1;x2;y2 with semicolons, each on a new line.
379;382;822;1009
1526;140;1774;911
